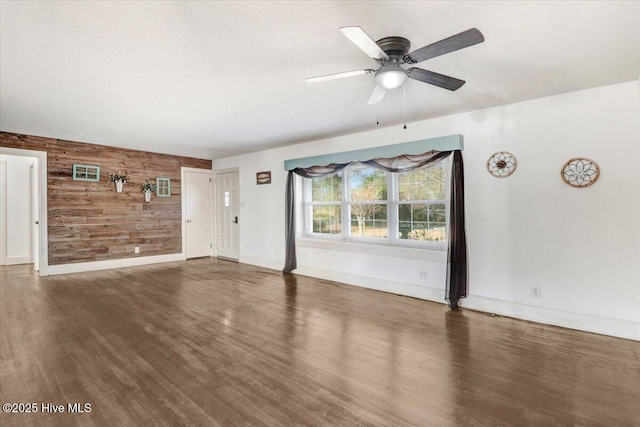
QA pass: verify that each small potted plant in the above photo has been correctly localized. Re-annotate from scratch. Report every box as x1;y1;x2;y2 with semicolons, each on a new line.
109;173;128;193
141;180;156;203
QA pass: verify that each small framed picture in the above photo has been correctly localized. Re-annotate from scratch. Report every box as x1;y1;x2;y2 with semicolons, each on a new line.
256;171;271;185
72;164;100;182
156;177;171;197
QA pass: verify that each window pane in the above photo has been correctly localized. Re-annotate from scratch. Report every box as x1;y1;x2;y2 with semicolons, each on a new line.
312;205;342;234
350;168;387;201
350;204;387;238
398;203;446;241
398;163;446;201
428;203;446;223
398;183;412;201
428;167;446;200
312;173;342;202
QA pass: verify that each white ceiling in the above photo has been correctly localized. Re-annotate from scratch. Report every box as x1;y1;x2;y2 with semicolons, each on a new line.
1;1;639;159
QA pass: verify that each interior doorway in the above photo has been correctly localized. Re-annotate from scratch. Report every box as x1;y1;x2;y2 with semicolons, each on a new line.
0;147;48;275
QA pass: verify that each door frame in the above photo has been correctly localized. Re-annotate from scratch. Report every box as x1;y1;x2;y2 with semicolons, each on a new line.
0;147;48;276
213;167;240;260
181;167;213;259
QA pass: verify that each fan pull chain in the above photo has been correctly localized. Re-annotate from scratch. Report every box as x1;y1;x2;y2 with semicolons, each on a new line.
376;104;379;125
403;83;407;129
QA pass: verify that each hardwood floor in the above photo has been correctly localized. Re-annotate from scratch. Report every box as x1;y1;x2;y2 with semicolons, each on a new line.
1;259;638;426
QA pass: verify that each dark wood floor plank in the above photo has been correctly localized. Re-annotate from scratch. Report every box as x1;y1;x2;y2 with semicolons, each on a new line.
1;259;639;426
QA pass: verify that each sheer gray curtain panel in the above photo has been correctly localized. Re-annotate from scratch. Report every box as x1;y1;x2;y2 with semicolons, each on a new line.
283;150;467;309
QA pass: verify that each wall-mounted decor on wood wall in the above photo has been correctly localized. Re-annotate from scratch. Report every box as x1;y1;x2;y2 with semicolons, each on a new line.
256;171;271;185
487;152;517;178
141;180;156;203
561;157;600;188
156;177;171;197
109;174;128;193
72;164;100;182
1;131;212;266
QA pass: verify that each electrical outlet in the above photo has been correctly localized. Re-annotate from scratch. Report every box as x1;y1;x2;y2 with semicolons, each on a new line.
134;246;140;254
419;270;429;281
530;286;541;298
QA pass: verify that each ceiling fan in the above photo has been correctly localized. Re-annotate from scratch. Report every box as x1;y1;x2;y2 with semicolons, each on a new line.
306;27;484;105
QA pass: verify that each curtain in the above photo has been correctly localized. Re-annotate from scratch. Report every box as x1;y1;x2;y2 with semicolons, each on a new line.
283;171;297;274
283;163;348;275
445;151;467;309
283;150;467;310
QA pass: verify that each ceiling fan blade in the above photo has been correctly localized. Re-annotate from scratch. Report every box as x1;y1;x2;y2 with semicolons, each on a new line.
406;28;484;63
406;68;466;91
366;84;387;105
340;26;389;60
306;69;374;83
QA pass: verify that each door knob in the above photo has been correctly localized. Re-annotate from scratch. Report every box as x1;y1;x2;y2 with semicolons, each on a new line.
187;220;192;223
233;216;239;224
35;221;39;225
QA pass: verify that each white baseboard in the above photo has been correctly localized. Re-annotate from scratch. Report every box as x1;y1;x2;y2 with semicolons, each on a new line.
237;256;639;342
295;264;446;303
461;295;639;341
47;253;186;276
2;255;31;265
239;254;283;271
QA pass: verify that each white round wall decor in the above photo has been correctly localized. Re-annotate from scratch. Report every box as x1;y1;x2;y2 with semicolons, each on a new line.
487;151;517;178
561;157;600;188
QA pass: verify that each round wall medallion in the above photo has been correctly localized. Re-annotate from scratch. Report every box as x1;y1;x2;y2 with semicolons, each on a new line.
561;157;600;188
487;151;517;178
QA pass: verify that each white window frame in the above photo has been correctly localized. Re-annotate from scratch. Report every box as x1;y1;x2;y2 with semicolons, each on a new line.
303;160;450;251
304;173;344;240
345;164;389;243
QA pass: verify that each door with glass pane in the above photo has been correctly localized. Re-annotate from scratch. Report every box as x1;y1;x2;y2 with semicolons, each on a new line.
215;170;239;260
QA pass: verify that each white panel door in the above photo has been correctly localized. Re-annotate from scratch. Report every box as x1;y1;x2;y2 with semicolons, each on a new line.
215;171;239;260
185;169;212;259
30;160;40;270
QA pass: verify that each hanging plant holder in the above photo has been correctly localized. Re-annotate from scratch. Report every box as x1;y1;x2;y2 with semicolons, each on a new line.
141;179;156;202
109;174;128;193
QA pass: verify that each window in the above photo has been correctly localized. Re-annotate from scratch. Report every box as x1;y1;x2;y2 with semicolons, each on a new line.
304;161;448;248
398;167;447;242
310;173;343;235
349;166;388;238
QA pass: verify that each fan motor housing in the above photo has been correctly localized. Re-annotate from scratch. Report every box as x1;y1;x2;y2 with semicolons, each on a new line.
376;36;411;57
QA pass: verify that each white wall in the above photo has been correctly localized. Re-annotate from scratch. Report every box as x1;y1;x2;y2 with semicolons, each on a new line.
213;81;640;341
0;154;34;265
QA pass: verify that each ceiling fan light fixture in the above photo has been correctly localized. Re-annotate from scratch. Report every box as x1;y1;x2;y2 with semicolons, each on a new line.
376;70;406;89
306;26;484;103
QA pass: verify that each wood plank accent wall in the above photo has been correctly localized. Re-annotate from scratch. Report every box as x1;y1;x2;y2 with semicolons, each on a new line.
0;132;211;265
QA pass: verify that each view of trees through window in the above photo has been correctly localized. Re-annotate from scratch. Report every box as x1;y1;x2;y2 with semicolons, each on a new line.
350;167;387;238
307;162;447;244
398;167;446;241
311;173;342;234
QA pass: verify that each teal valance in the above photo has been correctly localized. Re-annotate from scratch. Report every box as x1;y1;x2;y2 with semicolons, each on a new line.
284;134;463;170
